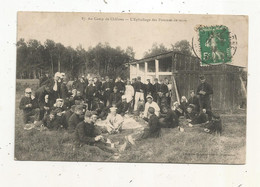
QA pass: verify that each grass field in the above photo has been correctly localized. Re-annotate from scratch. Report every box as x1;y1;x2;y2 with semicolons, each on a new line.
15;79;246;164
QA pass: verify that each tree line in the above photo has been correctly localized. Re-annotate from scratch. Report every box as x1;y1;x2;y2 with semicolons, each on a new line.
16;39;135;80
16;38;193;80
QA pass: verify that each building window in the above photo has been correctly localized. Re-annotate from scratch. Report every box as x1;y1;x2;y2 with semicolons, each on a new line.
159;57;172;72
147;60;155;72
139;62;145;72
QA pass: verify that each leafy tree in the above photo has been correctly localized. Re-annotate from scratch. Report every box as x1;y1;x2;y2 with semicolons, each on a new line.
143;43;170;58
171;40;192;56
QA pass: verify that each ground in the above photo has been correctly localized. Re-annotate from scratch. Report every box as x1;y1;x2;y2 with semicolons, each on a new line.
15;79;246;164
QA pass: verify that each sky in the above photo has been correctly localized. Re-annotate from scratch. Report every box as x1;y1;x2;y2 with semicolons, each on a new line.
17;12;248;67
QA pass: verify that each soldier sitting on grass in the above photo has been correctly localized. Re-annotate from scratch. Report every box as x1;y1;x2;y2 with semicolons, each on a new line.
74;111;117;153
186;104;209;127
204;114;222;135
140;95;160;121
159;105;179;128
104;107;124;134
120;107;161;151
68;105;84;133
19;88;40;126
42;108;66;130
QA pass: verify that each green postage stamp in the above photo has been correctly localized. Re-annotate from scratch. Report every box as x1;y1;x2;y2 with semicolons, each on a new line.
198;25;232;65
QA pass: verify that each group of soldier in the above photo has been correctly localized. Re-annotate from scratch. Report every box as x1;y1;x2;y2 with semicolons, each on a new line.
19;71;220;154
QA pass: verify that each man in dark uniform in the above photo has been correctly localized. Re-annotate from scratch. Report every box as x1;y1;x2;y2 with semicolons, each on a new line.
133;76;145;111
109;86;122;107
60;73;69;100
19;88;40;124
94;77;103;100
157;79;169;108
34;84;53;119
146;79;154;98
196;75;213;120
114;76;125;95
102;76;113;106
73;76;87;98
68;105;84;133
85;78;97;110
153;78;160;102
39;72;50;87
74;111;116;153
159;106;179;128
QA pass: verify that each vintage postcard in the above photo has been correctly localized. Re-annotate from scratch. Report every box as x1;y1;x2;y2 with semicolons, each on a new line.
15;12;248;164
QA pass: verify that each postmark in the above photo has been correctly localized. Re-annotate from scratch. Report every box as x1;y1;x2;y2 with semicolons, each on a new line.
192;25;238;65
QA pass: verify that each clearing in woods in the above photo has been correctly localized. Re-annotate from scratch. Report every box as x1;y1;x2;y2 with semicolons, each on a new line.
14;79;246;164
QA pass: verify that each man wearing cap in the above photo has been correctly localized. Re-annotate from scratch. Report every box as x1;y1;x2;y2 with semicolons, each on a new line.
42;108;65;130
142;95;160;119
102;76;113;106
114;76;125;95
157;79;169;108
133;76;145;111
146;79;155;97
19;88;40;124
85;78;97;110
125;107;161;147
109;86;122;107
196;75;213;120
73;76;87;98
153;78;160;102
74;111;116;153
68;105;84;133
94;77;102;96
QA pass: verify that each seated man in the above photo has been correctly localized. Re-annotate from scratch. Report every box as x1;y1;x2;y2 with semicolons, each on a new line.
63;105;76;129
142;107;161;138
204;114;222;134
68;105;84;133
104;107;124;134
74;111;116;153
42;108;65;130
141;95;160;119
159;106;179;128
173;101;184;117
185;104;198;126
186;104;208;126
19;88;40;125
188;90;200;113
121;107;161;150
117;95;130;116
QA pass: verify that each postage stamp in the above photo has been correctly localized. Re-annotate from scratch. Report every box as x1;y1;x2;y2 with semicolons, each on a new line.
198;25;233;65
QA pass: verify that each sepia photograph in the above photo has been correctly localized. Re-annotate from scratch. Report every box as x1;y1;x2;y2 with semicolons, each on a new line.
15;12;248;164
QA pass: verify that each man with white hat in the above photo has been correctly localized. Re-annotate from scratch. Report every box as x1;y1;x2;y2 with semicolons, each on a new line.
141;94;160;119
19;88;40;125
